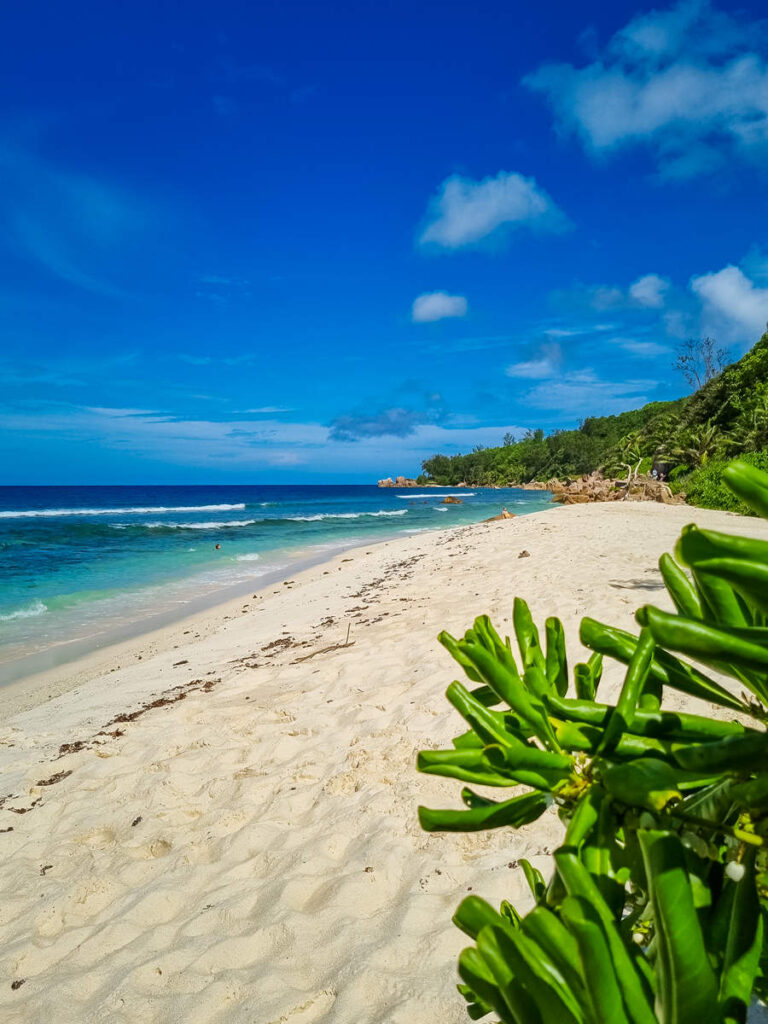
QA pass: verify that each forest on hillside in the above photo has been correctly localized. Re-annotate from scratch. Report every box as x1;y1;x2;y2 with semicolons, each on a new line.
420;331;768;512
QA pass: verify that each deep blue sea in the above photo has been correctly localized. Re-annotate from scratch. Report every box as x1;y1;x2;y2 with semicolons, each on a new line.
0;484;552;676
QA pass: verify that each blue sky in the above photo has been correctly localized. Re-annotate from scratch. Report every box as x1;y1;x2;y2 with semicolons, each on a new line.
3;0;768;483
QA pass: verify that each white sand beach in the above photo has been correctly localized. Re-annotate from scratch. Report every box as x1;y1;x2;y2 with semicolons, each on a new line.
2;502;768;1024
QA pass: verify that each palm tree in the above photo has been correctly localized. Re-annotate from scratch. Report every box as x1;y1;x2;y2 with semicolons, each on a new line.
665;419;727;468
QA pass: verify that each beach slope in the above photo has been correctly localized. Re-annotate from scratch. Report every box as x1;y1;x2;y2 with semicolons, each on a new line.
2;503;767;1023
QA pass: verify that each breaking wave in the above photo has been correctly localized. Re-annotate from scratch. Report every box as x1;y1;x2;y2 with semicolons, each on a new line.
0;504;247;519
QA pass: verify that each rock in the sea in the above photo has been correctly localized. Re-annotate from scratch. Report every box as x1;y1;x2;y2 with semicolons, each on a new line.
377;476;419;488
442;496;463;504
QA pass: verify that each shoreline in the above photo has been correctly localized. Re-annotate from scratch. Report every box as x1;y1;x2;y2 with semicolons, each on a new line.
0;487;552;692
3;502;768;1023
0;529;420;701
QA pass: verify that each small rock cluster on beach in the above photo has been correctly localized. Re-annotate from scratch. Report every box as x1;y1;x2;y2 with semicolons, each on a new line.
546;471;685;505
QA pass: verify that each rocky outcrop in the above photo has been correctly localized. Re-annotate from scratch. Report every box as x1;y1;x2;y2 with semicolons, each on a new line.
484;509;516;522
516;481;549;490
377;476;419;488
441;496;463;504
547;471;685;506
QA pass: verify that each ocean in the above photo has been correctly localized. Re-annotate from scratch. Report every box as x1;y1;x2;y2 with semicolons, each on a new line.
0;484;552;681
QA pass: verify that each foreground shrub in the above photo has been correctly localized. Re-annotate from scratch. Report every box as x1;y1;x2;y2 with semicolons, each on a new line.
418;460;768;1023
678;450;768;514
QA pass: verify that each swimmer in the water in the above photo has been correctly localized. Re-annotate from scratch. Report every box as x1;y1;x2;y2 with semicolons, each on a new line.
215;543;221;550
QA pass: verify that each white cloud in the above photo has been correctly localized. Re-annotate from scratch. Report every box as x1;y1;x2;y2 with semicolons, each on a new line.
613;338;672;357
244;406;294;414
690;264;768;339
419;171;567;249
0;399;534;479
525;0;768;175
506;343;562;379
559;273;672;312
628;273;670;308
525;370;654;415
411;291;468;322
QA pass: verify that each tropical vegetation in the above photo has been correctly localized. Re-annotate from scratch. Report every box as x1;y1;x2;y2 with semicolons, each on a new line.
418;458;768;1023
419;331;768;512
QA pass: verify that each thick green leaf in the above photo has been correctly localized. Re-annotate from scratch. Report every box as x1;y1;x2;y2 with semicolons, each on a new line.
545;616;569;697
454;647;561;750
690;563;751;629
719;848;763;1024
675;524;768;572
637;606;768;701
513;597;548;677
580;617;745;712
457;947;519;1024
417;748;521;788
482;741;573;774
672;731;768;773
418;790;549;832
601;758;682;813
521;906;586;997
478;924;585;1024
659;553;704;619
638;829;719;1024
555;847;657;1022
723;460;768;520
559;896;631;1024
546;692;746;741
439;630;483;682
730;773;768;810
445;681;527;747
563;785;607;850
694;558;768;617
454;895;514;941
554;719;675;760
519;858;547;902
599;629;655;752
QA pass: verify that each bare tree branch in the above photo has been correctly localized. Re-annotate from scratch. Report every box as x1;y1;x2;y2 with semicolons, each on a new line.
673;337;730;391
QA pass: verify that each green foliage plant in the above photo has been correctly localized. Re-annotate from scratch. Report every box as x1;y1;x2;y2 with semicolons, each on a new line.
418;460;768;1023
680;452;768;516
418;331;768;503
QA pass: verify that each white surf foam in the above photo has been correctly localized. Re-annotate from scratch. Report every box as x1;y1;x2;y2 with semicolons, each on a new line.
0;600;48;622
287;509;407;522
121;519;258;530
0;503;247;519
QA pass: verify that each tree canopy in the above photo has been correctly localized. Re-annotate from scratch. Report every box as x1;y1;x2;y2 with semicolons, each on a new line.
420;330;768;488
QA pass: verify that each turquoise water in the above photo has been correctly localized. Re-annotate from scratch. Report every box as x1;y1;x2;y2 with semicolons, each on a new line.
0;484;552;672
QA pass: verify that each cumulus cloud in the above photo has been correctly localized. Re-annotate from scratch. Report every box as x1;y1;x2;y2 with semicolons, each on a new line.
411;291;468;322
506;343;562;379
419;171;567;249
628;273;671;308
691;264;768;339
525;0;768;175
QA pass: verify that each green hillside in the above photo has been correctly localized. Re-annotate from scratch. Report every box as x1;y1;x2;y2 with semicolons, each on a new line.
420;330;768;510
